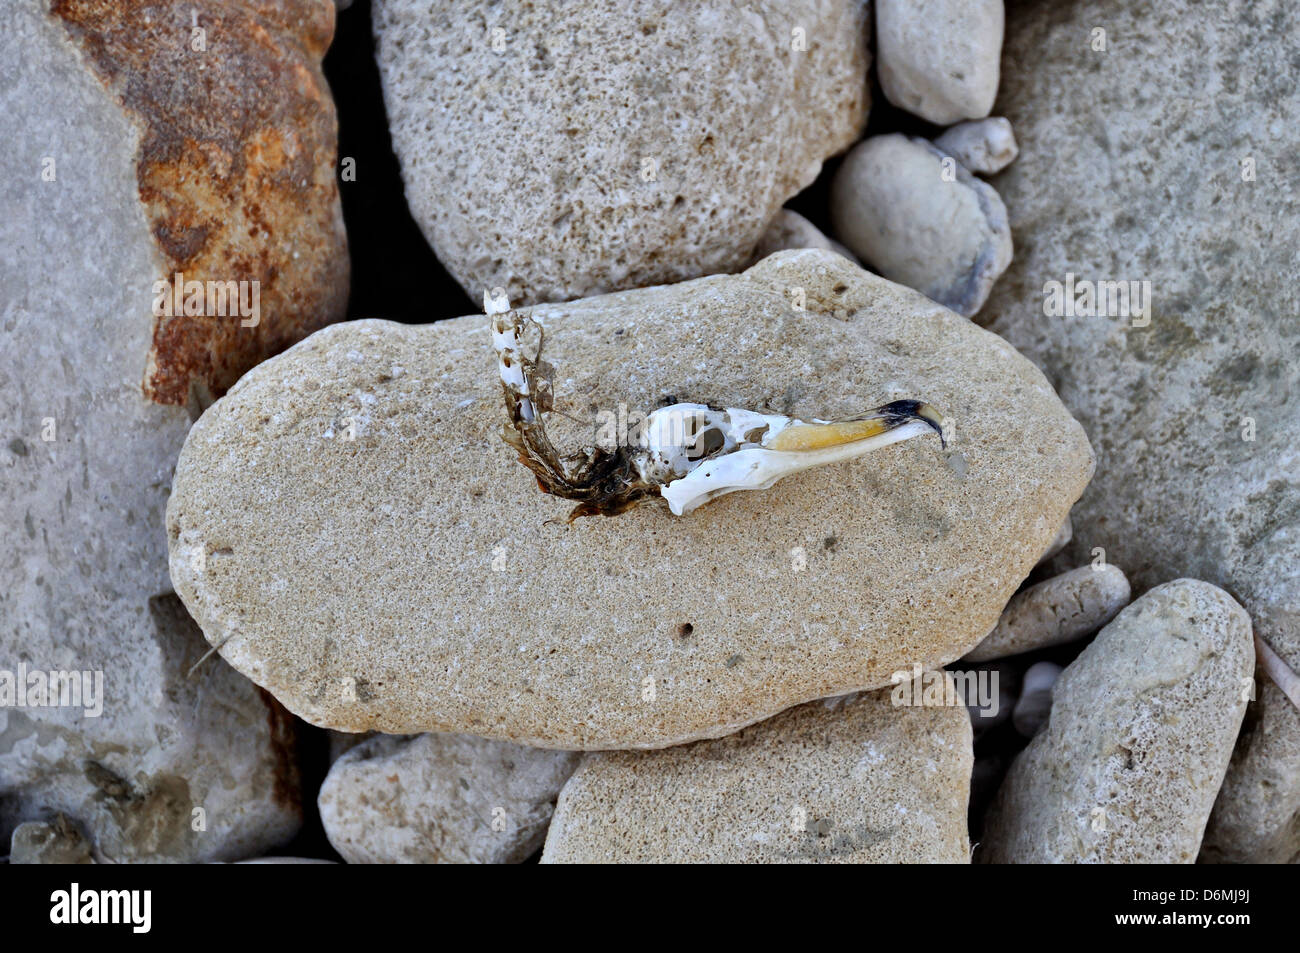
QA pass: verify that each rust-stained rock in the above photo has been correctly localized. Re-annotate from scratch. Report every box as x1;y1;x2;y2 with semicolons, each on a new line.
52;0;348;404
0;0;337;861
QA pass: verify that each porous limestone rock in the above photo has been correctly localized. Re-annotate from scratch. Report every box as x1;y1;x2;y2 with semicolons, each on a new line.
167;249;1092;749
985;0;1300;864
319;733;579;864
372;0;871;305
978;581;1254;863
830;135;1012;317
541;686;972;863
965;565;1130;662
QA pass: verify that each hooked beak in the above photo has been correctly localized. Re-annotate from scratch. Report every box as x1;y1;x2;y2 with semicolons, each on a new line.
658;399;950;516
765;399;948;452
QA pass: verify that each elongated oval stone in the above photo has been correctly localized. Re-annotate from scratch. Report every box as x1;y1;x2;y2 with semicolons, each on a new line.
978;580;1254;863
167;250;1093;749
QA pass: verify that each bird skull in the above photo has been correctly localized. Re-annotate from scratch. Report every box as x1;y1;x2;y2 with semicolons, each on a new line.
491;306;948;520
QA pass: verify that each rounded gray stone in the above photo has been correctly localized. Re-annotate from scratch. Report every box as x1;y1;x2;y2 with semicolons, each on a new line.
964;564;1131;662
372;0;871;305
319;733;579;864
934;117;1019;175
830;134;1012;317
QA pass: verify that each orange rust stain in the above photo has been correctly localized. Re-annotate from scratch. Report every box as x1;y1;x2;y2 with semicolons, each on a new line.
51;0;349;405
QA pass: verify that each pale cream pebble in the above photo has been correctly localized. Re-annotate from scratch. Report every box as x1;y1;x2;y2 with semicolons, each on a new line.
934;118;1019;175
979;580;1254;863
965;564;1131;662
876;0;1003;125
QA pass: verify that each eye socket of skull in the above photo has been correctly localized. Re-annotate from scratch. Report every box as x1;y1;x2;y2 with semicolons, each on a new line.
688;420;726;460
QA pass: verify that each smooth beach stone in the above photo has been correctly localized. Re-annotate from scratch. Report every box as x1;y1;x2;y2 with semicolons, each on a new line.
875;0;1003;125
541;686;973;863
372;0;870;305
830;134;1013;317
9;816;94;865
319;733;579;864
978;581;1254;863
934;117;1019;175
168;249;1092;749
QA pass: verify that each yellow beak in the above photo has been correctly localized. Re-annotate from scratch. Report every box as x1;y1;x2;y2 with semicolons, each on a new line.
766;400;947;452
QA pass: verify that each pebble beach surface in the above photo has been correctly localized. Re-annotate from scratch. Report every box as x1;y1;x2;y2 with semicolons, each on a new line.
2;0;1295;866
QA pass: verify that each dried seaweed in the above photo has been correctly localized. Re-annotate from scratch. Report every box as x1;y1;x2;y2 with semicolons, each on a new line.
495;313;659;520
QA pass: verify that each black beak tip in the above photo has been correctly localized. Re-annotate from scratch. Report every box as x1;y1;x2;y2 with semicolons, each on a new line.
880;399;947;448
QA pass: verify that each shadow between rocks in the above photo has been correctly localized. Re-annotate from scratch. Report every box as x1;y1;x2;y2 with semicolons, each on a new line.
324;0;474;324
